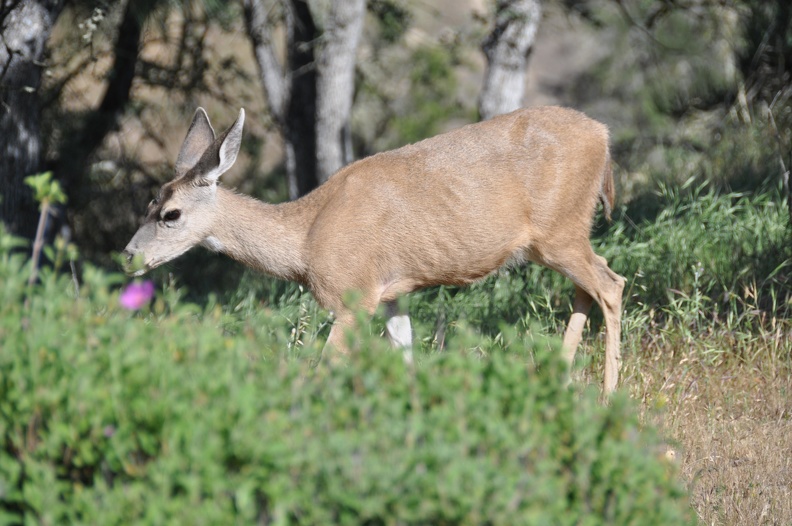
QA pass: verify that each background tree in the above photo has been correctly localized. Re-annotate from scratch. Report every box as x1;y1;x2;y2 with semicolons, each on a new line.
0;0;63;239
243;0;365;199
565;0;791;219
39;1;255;260
478;0;541;120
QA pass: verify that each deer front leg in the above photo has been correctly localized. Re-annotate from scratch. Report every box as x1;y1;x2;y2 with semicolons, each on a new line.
562;286;594;367
561;286;594;388
323;310;355;365
384;300;413;365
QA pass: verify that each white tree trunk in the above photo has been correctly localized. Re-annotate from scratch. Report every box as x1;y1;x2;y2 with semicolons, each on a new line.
314;0;365;183
478;0;542;121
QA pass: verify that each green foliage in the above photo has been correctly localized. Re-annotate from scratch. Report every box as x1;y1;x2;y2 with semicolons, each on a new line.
369;0;412;44
736;0;792;103
607;185;790;313
0;226;690;525
388;44;464;145
570;1;792;203
23;172;67;210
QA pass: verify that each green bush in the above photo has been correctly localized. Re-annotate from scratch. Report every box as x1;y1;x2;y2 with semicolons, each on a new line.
0;228;690;525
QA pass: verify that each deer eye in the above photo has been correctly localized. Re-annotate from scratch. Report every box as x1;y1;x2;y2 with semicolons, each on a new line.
162;209;181;222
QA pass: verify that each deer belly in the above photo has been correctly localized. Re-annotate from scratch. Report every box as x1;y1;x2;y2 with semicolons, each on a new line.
392;231;528;291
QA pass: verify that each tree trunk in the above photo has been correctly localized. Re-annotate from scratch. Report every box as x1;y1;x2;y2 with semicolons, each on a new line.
284;0;319;198
314;0;365;184
0;0;63;238
243;0;364;198
244;0;317;199
478;0;541;121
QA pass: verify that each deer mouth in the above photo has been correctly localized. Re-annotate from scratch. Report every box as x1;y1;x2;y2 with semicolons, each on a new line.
123;261;150;277
122;250;151;276
123;245;194;276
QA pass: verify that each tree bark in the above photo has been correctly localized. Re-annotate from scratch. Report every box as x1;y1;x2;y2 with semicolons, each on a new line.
284;0;319;198
243;0;364;198
0;0;63;238
243;0;289;125
478;0;541;121
244;0;317;198
314;0;365;183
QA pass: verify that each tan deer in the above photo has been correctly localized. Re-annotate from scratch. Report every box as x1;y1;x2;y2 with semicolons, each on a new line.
123;106;626;393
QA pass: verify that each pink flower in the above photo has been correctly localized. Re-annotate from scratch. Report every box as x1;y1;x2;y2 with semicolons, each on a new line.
120;281;155;310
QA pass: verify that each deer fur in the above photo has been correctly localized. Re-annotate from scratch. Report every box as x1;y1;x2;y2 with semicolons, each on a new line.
123;106;626;393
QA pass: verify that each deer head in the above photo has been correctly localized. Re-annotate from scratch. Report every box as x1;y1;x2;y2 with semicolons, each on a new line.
123;108;245;275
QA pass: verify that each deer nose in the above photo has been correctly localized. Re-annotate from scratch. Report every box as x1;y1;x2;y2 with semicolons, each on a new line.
122;249;134;264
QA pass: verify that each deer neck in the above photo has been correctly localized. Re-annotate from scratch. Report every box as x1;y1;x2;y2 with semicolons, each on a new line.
207;187;314;283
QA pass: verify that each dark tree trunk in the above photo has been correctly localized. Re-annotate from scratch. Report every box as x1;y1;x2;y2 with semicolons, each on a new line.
284;0;319;198
0;0;63;238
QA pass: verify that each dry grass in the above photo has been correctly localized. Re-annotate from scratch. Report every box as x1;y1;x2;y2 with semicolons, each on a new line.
621;322;792;525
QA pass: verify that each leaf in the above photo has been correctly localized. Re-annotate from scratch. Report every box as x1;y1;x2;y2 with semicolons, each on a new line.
23;172;68;209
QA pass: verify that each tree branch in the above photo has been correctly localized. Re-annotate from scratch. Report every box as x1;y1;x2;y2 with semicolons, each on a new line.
0;0;64;238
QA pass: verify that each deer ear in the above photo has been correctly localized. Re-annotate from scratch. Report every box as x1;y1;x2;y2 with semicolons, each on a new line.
200;108;245;185
175;108;216;177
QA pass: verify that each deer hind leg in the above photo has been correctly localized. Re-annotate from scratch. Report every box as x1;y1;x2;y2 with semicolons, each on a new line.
384;300;413;365
593;255;626;394
539;244;625;394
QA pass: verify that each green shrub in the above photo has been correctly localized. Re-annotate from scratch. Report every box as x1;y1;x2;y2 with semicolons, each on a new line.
0;228;690;525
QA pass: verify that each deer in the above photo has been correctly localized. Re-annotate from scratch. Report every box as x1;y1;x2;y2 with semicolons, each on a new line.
123;106;626;393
